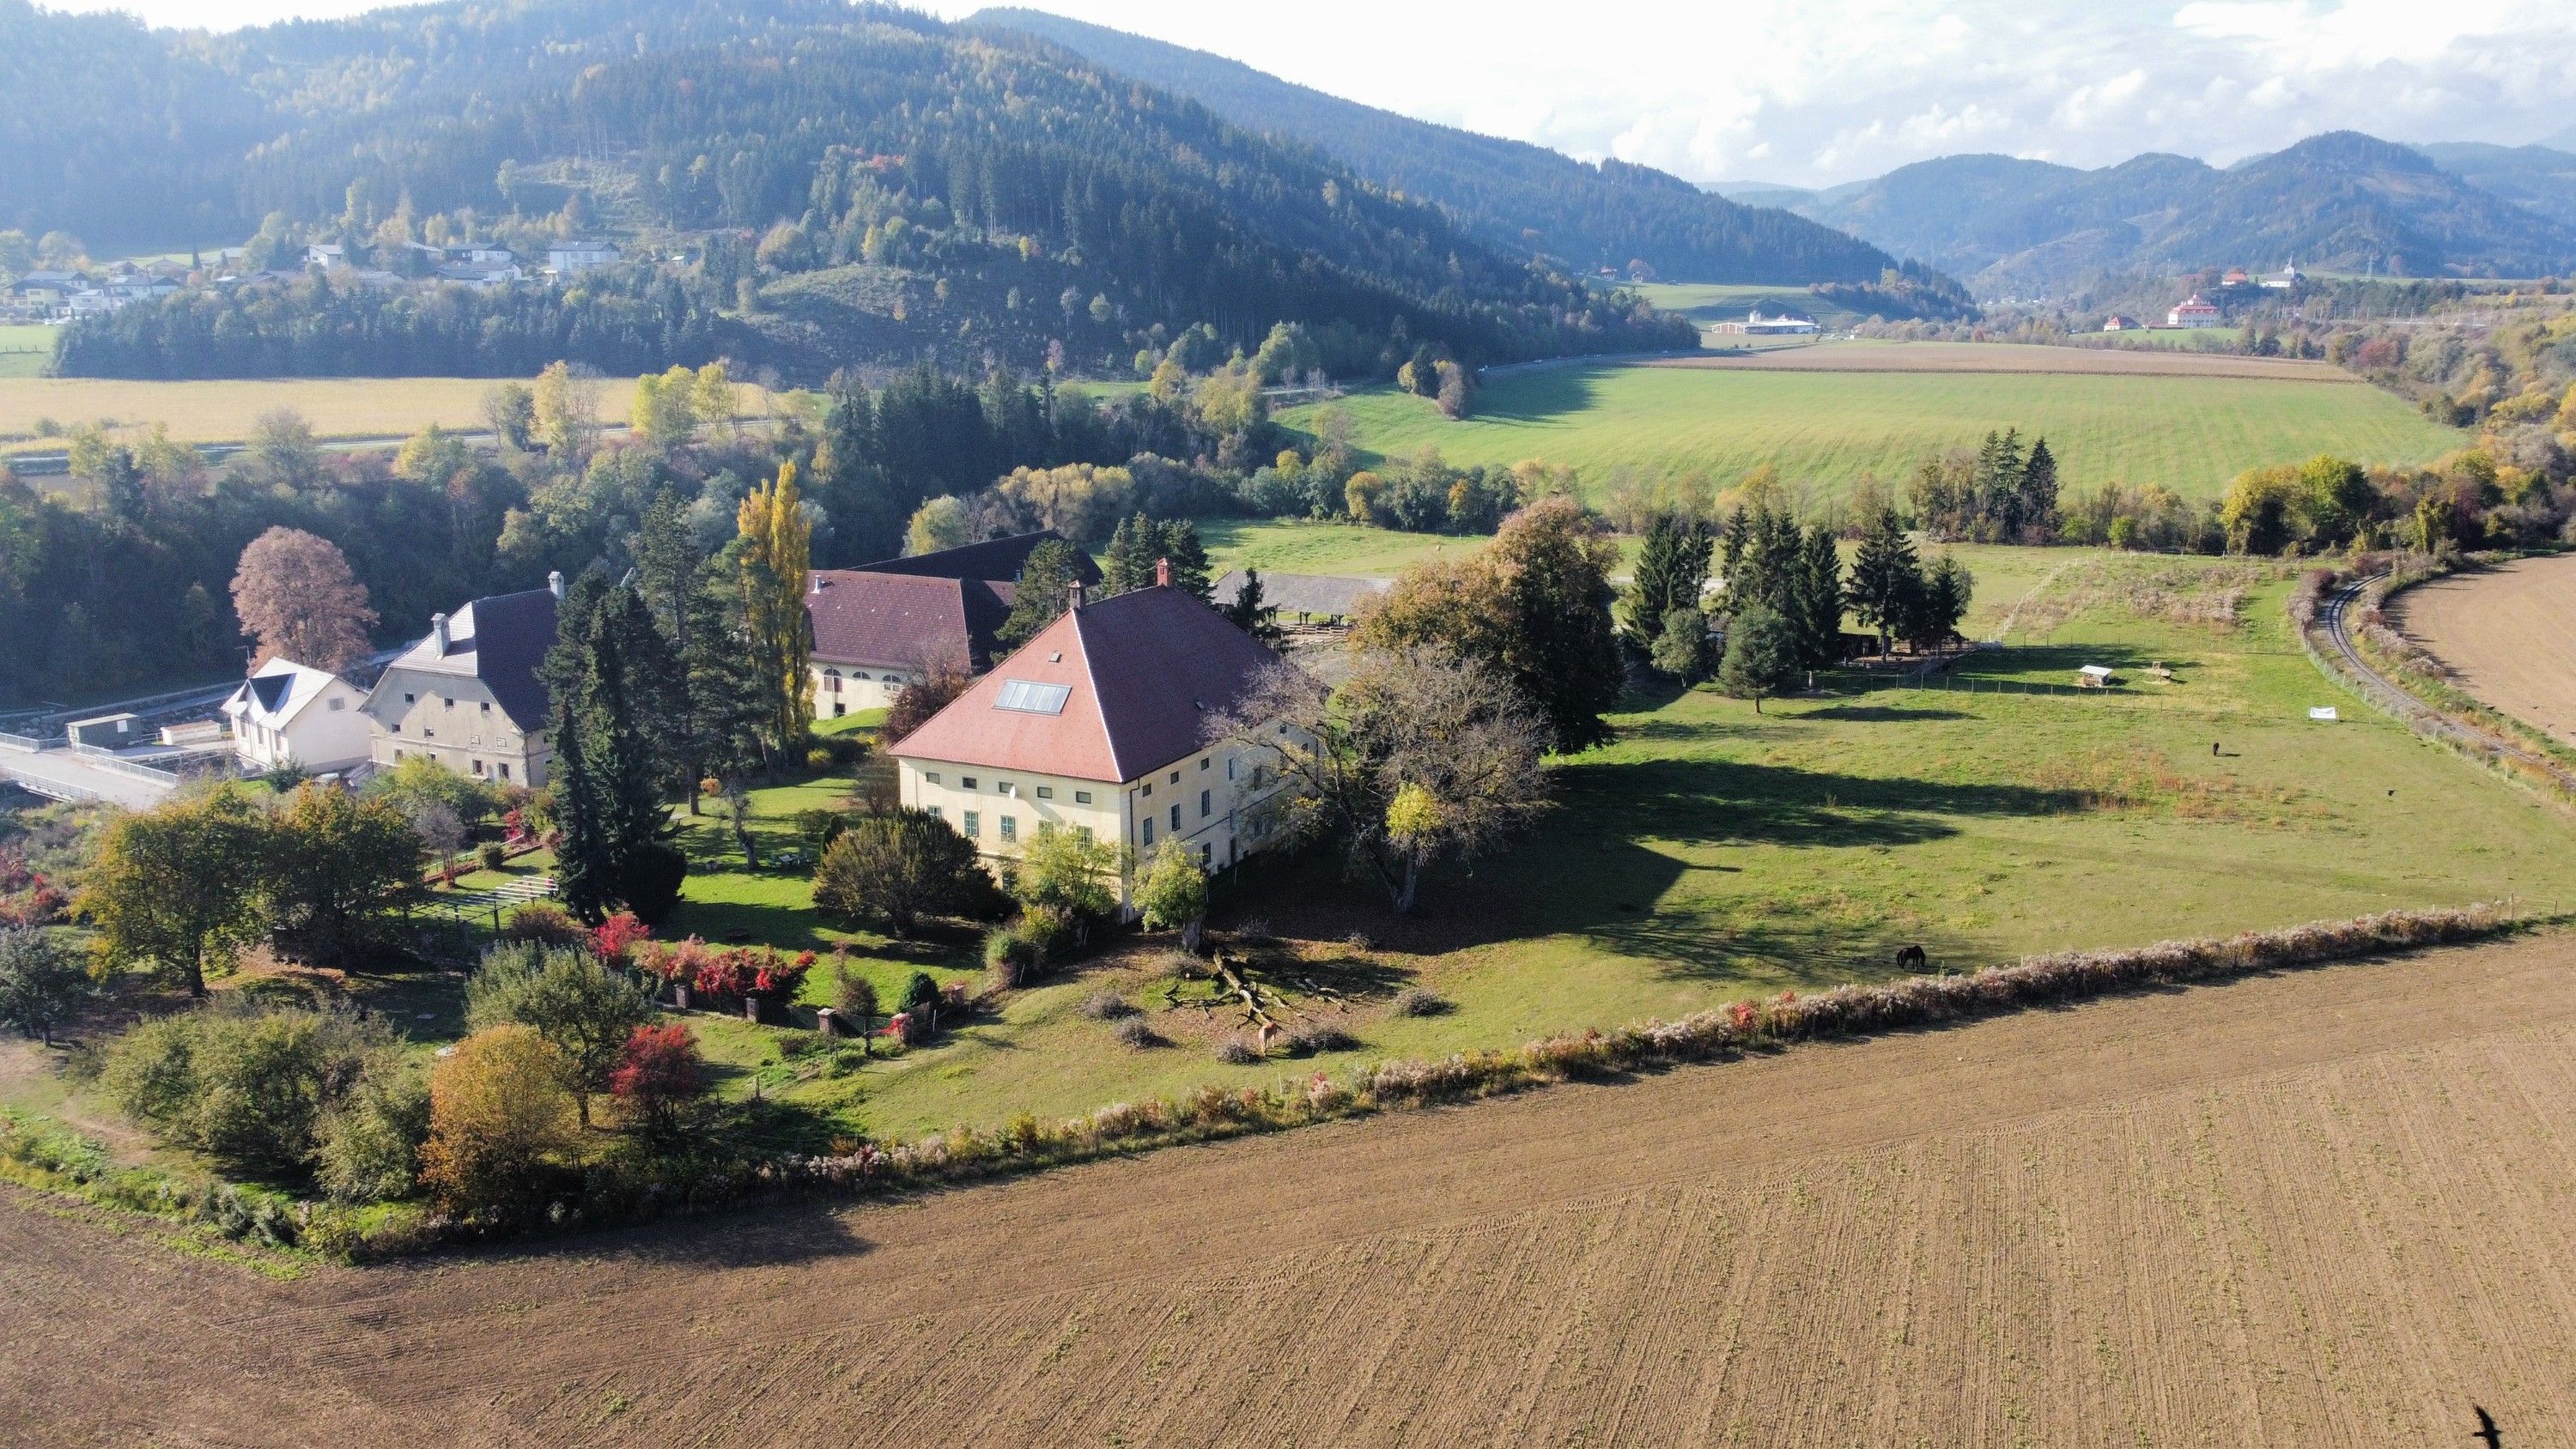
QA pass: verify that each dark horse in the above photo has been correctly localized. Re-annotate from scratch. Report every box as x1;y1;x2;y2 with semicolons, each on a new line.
1894;943;1929;970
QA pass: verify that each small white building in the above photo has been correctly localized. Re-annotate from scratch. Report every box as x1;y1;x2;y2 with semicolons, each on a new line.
2166;293;2222;328
547;239;623;275
306;243;347;270
1709;308;1820;336
222;659;373;774
2260;259;2304;290
2101;314;2144;332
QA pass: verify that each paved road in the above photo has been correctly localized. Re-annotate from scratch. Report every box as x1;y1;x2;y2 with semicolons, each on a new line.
0;748;173;808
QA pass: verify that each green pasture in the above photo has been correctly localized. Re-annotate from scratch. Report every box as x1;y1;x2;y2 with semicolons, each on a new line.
1279;363;2465;506
1629;280;1871;330
0;324;54;379
673;561;2576;1139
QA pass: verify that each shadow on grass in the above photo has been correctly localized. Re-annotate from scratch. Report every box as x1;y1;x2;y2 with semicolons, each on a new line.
1798;704;1973;724
1475;364;1609;424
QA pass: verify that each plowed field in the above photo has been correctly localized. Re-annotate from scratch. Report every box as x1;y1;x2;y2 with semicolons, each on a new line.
9;932;2576;1446
2394;554;2576;748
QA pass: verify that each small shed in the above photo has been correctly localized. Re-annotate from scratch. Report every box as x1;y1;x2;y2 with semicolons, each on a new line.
65;712;142;749
2075;665;2115;689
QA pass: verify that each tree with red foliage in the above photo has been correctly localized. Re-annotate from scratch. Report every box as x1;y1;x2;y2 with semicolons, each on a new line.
610;1022;706;1141
591;912;653;968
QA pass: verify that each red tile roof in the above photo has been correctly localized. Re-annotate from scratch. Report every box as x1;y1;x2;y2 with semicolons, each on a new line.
805;572;1015;672
889;585;1290;783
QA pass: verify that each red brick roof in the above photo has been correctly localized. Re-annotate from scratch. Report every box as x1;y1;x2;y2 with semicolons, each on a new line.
888;585;1288;783
805;572;1015;673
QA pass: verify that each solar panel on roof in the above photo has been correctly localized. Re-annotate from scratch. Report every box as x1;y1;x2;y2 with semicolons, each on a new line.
993;679;1071;714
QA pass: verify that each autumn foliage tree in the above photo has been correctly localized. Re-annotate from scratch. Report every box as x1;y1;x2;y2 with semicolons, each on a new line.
229;527;377;672
610;1022;707;1143
418;1024;578;1217
736;460;815;761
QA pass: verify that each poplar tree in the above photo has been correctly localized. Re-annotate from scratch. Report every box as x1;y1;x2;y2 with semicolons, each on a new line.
737;461;814;763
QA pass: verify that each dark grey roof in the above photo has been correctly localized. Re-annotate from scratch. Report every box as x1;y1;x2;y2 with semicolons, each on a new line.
859;530;1102;586
248;672;293;713
454;587;559;731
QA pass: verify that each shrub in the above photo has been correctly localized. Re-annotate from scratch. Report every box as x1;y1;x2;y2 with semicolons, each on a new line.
813;810;988;937
477;841;507;872
0;927;93;1045
1135;839;1208;935
417;1024;578;1219
97;999;399;1173
805;747;835;773
832;961;880;1044
1388;987;1449;1018
1080;991;1139;1022
590;912;653;967
609;1023;707;1143
1114;1016;1163;1049
982;922;1048;988
313;1058;431;1203
1215;1036;1261;1065
500;901;590;950
617;842;690;929
1285;1022;1358;1055
466;943;653;1126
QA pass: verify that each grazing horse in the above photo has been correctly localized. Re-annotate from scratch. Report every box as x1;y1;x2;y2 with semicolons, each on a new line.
1895;943;1929;970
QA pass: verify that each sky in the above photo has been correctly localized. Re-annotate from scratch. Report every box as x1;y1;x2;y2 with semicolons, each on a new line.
42;0;2576;187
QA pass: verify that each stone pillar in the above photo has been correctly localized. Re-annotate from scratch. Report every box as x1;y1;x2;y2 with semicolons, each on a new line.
815;1007;838;1040
673;984;690;1011
744;991;764;1024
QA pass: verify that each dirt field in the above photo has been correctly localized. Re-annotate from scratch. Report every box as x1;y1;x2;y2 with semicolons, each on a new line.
2395;555;2576;747
1646;340;2356;381
9;931;2576;1446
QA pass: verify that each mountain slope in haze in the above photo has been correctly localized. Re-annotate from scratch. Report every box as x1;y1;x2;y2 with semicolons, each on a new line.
1787;131;2576;293
967;6;1908;288
13;0;1692;379
2412;142;2576;231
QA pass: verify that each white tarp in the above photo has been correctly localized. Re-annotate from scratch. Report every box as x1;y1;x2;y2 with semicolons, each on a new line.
2307;706;2339;722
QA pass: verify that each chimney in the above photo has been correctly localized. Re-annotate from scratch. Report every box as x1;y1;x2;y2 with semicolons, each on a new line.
810;570;823;595
1155;556;1172;589
547;570;566;601
1068;579;1088;612
430;612;450;654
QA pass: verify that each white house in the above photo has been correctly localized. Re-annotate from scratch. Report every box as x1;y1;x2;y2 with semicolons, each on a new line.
362;573;563;786
2261;260;2305;289
2166;293;2222;328
306;243;347;270
889;564;1309;904
222;659;373;775
547;239;623;275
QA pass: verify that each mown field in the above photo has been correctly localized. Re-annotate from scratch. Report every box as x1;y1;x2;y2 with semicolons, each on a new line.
1625;280;1874;331
1279;355;2464;504
0;324;54;380
0;376;780;452
12;931;2574;1445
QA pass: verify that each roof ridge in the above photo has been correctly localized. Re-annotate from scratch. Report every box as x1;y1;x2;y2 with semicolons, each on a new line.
1070;605;1123;781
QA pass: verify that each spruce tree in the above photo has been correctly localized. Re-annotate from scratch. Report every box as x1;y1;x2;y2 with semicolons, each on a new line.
1157;518;1212;602
2017;438;2060;543
1792;524;1845;670
1717;606;1799;714
1223;567;1283;643
1626;512;1713;650
544;575;683;924
542;575;614;922
1101;512;1149;595
999;539;1081;647
1849;506;1920;658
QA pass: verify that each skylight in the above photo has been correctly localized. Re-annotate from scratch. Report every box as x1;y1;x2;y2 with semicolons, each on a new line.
993;679;1071;715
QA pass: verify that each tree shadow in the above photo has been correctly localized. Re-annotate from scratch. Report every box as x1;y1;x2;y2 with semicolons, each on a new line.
1473;364;1609;424
1799;704;1973;724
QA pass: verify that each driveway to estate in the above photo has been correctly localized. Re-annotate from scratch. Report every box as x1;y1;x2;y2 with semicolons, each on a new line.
0;747;172;809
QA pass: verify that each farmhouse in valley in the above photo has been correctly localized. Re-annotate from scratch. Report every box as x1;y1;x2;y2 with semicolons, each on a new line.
2101;313;2143;331
222;659;372;775
2261;259;2305;289
2167;292;2222;328
888;562;1305;904
547;239;623;275
805;530;1099;717
361;573;562;785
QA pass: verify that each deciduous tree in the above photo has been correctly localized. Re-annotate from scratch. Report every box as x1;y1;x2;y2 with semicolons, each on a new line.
812;810;987;937
465;942;655;1127
79;789;268;997
230;527;378;672
0;928;91;1046
737;460;815;759
263;782;422;968
419;1024;578;1216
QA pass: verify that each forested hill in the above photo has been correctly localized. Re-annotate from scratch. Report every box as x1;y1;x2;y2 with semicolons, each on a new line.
11;0;1692;380
1745;131;2576;295
968;7;1902;287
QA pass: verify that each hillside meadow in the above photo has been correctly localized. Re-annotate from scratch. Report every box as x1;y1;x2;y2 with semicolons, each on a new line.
1279;354;2465;506
0;375;781;453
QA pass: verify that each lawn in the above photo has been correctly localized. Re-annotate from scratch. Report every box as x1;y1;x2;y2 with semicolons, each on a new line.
700;560;2576;1139
1198;518;1485;579
1279;361;2464;506
0;324;53;380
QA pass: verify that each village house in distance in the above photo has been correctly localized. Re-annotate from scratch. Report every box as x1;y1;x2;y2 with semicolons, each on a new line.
805;530;1100;718
361;573;563;785
889;561;1305;905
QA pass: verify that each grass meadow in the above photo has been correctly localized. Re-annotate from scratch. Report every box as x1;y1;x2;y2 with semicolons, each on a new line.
12;554;2574;1164
1279;361;2464;506
0;325;54;380
1627;280;1875;331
